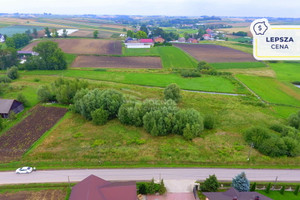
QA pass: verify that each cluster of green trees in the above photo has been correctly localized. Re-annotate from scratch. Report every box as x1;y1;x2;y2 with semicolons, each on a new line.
244;125;300;157
37;78;88;104
180;61;231;78
22;41;67;70
44;27;68;38
233;31;248;37
0;48;17;70
0;66;19;86
126;30;148;39
137;179;166;195
118;99;204;140
288;110;300;129
6;33;31;49
150;27;179;41
73;88;124;125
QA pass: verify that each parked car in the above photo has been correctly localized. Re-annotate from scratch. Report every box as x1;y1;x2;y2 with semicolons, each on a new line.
16;167;33;174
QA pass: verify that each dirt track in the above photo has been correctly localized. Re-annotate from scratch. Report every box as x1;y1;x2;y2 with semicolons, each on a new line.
22;39;122;55
72;56;162;68
174;43;256;63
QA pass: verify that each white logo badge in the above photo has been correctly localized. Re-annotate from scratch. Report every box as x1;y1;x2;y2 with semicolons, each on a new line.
251;19;300;60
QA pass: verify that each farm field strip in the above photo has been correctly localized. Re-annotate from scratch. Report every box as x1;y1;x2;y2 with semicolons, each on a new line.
23;70;244;93
22;39;122;55
211;62;266;70
71;56;162;68
0;106;67;162
236;74;300;107
174;43;256;63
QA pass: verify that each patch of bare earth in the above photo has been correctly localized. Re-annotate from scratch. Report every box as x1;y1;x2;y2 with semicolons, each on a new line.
22;39;122;55
71;56;162;69
174;43;256;63
0;190;66;200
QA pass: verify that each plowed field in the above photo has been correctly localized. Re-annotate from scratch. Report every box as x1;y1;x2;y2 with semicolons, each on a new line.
0;190;66;200
173;43;256;63
71;56;162;68
0;106;67;162
22;39;122;55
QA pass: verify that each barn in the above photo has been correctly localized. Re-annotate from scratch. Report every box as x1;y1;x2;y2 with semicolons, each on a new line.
0;99;24;118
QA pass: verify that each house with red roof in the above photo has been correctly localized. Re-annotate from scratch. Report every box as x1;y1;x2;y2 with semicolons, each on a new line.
140;38;154;45
206;28;213;35
203;34;212;40
69;174;137;200
187;38;198;43
153;36;165;43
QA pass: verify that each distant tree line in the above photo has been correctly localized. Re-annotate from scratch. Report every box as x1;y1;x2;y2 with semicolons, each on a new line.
233;31;248;37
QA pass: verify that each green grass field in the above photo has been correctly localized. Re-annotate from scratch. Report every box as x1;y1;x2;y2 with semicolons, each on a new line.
259;191;300;200
236;74;300;107
270;62;300;82
123;46;198;68
211;62;266;70
23;69;244;93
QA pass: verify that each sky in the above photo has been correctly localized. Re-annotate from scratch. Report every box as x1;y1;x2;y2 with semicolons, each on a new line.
1;0;300;18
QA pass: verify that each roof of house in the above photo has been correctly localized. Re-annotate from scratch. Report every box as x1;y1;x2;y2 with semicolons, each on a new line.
203;188;273;200
0;99;16;114
178;37;186;41
203;34;211;37
140;39;153;43
69;174;137;200
17;51;34;54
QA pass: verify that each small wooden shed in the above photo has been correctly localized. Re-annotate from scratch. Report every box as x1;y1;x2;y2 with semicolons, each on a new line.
0;99;24;118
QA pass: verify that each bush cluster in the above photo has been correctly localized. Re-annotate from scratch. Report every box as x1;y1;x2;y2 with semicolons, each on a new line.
200;174;220;192
118;99;204;140
288;110;300;129
137;179;166;195
37;78;88;104
6;66;19;80
244;125;300;157
73;88;124;121
179;61;232;78
0;76;12;83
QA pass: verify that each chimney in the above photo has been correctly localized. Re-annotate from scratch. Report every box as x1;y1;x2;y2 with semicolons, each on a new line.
254;196;260;200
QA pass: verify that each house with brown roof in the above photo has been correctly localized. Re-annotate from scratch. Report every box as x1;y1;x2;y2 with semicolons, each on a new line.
203;187;272;200
69;174;137;200
153;36;165;43
0;99;24;118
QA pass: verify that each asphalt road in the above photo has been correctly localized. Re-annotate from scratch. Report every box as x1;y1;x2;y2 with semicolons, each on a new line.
1;168;300;192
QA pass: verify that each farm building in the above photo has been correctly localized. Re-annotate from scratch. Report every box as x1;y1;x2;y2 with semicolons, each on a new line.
140;38;154;45
0;99;24;118
0;34;5;43
187;38;198;43
203;187;272;200
124;43;152;48
69;174;137;200
17;51;39;56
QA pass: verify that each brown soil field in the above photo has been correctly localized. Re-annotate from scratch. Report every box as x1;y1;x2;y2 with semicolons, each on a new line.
173;43;256;63
0;106;67;162
0;190;66;200
72;56;162;68
69;30;93;37
22;39;122;55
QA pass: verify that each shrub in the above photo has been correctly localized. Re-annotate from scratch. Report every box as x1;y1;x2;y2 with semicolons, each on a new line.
197;61;211;70
232;172;250;192
16;93;29;107
118;101;143;127
294;185;299;195
200;174;220;192
265;183;271;193
91;108;109;125
0;76;12;83
6;66;19;80
164;83;181;103
0;117;4;131
258;136;287;157
250;182;256;191
180;69;201;78
204;114;215;129
280;185;285;195
158;179;167;195
244;126;271;148
288;111;300;129
37;85;54;102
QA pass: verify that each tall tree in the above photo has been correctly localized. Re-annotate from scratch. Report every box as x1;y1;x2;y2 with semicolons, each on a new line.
232;172;250;192
44;27;51;38
140;24;148;35
33;41;67;70
33;28;38;38
135;31;147;39
52;29;59;38
93;30;99;38
200;174;220;192
62;29;68;38
126;30;135;38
